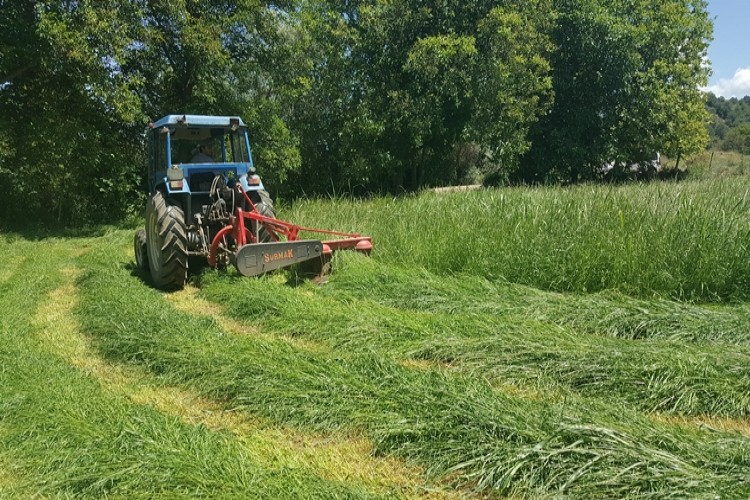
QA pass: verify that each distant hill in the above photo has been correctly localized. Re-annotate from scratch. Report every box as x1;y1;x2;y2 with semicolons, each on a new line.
706;92;750;152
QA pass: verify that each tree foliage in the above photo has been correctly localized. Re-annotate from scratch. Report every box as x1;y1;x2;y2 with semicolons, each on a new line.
0;0;715;228
284;0;554;194
706;93;750;151
0;1;145;226
720;124;750;154
518;0;712;182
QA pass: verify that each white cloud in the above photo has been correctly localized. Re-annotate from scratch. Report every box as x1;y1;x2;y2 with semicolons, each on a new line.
705;67;750;98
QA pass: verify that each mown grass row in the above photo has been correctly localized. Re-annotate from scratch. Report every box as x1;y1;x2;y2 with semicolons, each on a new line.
198;255;750;417
284;177;750;302
315;254;750;345
0;237;374;498
75;232;750;498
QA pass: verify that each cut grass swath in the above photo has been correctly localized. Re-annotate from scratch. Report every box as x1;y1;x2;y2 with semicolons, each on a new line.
0;237;375;499
74;232;750;498
318;254;750;345
198;257;750;418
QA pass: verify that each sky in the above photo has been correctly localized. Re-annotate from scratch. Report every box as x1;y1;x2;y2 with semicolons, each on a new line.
704;0;750;98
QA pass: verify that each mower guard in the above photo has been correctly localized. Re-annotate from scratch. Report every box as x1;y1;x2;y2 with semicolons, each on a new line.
209;187;372;278
233;240;324;277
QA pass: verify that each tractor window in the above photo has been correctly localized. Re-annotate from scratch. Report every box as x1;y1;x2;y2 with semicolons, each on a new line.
227;129;250;163
156;132;168;169
168;127;215;164
149;127;251;164
171;138;197;164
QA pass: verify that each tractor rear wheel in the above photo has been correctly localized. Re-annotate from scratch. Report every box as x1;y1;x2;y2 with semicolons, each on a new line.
254;189;276;242
255;189;275;216
146;191;188;290
134;229;149;272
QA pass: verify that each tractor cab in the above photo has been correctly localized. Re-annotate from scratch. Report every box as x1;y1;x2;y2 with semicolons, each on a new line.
146;114;263;195
146;114;268;228
135;113;371;291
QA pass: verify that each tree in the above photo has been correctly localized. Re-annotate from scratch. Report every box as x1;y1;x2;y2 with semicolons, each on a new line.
0;1;145;226
287;0;555;194
722;124;750;154
0;0;303;229
706;93;750;151
123;0;301;188
278;1;369;195
518;0;712;183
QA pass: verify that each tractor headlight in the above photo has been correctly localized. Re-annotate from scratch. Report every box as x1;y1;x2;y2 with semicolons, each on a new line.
246;166;260;185
167;165;184;189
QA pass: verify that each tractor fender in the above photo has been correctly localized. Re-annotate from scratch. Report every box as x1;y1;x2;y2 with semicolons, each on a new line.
239;173;265;193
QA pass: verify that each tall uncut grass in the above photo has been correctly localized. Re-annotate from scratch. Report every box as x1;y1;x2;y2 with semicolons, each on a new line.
285;177;750;302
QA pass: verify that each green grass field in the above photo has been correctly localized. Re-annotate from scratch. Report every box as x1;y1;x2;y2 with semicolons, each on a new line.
671;150;750;180
1;176;749;498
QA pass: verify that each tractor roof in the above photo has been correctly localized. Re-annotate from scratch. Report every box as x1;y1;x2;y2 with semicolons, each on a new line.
152;115;247;128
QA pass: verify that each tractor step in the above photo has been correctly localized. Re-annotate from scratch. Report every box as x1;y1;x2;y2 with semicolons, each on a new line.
233;240;324;277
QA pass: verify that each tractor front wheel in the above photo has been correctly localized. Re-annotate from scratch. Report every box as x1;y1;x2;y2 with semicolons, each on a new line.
134;229;149;272
146;192;188;290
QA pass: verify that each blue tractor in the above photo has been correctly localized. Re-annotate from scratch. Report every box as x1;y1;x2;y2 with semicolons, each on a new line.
134;114;371;290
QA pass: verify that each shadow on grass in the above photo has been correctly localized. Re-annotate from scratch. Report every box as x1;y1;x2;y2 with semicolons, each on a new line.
130;260;238;293
0;225;122;241
128;254;330;293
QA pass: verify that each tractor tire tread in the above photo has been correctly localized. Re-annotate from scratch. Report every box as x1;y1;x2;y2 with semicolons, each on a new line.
147;192;188;290
134;229;148;271
254;189;276;242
